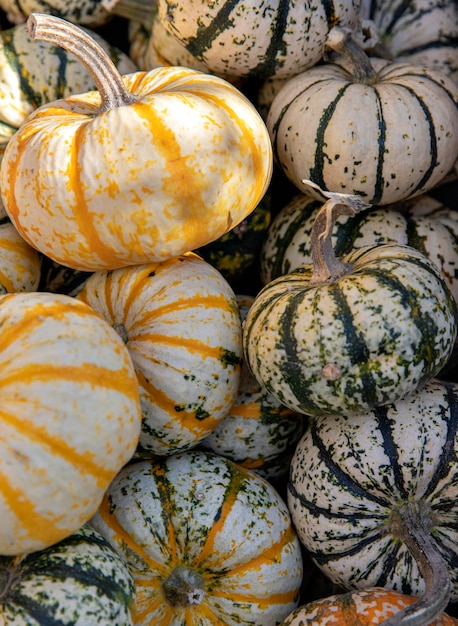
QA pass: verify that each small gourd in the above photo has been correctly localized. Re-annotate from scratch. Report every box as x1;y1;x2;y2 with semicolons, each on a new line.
0;290;142;555
0;13;272;271
77;253;243;456
90;450;304;625
243;184;457;417
0;218;41;293
267;26;458;205
0;525;136;625
288;377;458;625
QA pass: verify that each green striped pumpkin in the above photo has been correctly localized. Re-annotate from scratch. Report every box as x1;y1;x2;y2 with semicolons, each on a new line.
0;0;111;27
360;0;458;84
200;295;305;482
260;193;458;302
77;253;243;456
0;218;41;293
244;242;457;417
156;0;362;80
90;450;304;625
267;29;458;205
288;378;458;603
0;524;136;624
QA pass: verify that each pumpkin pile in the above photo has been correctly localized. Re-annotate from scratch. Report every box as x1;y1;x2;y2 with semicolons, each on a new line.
0;1;456;625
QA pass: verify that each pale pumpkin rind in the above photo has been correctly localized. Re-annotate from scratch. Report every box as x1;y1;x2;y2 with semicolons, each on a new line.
90;450;304;625
244;243;457;417
287;379;458;601
282;587;458;625
0;219;41;293
0;525;136;625
0;0;111;27
267;56;458;205
77;253;243;456
0;64;273;271
0;291;142;555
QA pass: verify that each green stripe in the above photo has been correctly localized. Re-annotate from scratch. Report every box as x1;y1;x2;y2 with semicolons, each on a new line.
2;29;43;110
372;89;387;205
183;0;240;59
246;0;291;80
374;405;409;499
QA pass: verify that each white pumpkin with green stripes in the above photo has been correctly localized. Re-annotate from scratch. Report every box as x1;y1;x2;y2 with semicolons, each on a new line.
244;189;458;418
288;378;458;621
267;27;458;205
0;0;111;27
0;525;136;624
360;0;458;84
156;0;362;80
90;450;303;625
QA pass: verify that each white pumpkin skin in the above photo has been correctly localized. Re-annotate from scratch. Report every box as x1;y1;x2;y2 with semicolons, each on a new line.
0;0;110;27
77;254;243;456
0;525;136;625
0;219;41;293
288;379;458;601
90;450;304;625
157;0;362;79
267;56;458;205
0;291;142;555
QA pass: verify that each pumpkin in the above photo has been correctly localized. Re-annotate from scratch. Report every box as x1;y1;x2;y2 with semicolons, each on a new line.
0;0;111;27
243;185;458;417
267;26;458;205
156;0;362;80
0;13;272;272
195;192;272;282
260;192;458;301
0;524;136;625
0;20;136;150
288;377;458;624
0;217;41;293
0;290;142;555
200;294;305;483
360;0;458;85
282;587;458;626
77;253;243;456
90;450;304;625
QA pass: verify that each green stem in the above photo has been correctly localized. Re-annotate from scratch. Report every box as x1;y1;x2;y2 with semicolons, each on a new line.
381;500;451;626
26;13;137;113
325;26;379;84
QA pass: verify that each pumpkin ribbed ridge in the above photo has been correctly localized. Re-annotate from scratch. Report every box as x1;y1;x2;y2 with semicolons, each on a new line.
90;451;303;625
288;379;458;600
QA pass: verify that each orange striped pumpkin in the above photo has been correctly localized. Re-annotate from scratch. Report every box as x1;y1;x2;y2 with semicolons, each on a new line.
282;587;458;625
0;291;142;555
90;450;304;625
0;14;272;272
77;253;243;456
0;219;41;293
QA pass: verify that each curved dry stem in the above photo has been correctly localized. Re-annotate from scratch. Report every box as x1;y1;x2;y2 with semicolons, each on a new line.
381;500;451;626
27;12;137;113
102;0;156;24
326;26;379;84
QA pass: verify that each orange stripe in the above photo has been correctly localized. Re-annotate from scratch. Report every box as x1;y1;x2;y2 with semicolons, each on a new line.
211;586;299;609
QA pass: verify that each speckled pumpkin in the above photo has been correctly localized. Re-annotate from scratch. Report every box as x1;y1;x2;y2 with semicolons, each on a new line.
157;0;362;80
0;218;41;293
90;450;304;625
267;27;458;205
282;587;458;626
0;291;142;555
77;253;243;456
0;0;111;27
0;525;136;625
0;14;272;271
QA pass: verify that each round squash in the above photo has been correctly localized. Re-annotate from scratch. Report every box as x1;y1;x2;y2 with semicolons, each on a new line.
0;524;136;625
0;218;41;293
0;290;142;555
267;27;458;205
156;0;362;80
77;253;243;456
90;450;304;625
0;13;272;271
282;587;458;626
244;188;458;417
288;378;458;620
200;294;305;482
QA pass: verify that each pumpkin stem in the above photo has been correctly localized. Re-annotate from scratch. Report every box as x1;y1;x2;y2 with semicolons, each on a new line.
162;565;206;607
325;26;379;84
381;500;451;626
26;13;137;113
102;0;155;24
304;180;371;284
